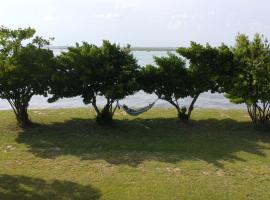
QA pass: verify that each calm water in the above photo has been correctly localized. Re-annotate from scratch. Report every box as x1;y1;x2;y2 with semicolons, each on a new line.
0;51;245;110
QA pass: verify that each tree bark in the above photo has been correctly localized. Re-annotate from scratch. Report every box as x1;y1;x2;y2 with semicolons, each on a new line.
16;105;32;127
92;102;101;116
14;103;31;127
96;99;115;124
187;94;199;120
247;103;270;129
7;98;32;127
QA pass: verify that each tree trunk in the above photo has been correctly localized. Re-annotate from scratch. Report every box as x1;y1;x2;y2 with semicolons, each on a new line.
96;100;115;124
165;95;199;121
164;98;188;121
15;105;32;127
247;103;270;129
187;94;199;120
7;98;32;127
92;102;101;117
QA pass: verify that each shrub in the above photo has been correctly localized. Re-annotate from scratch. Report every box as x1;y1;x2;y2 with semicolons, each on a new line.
225;34;270;129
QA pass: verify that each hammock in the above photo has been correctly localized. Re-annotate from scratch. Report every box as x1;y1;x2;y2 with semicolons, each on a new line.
120;99;158;116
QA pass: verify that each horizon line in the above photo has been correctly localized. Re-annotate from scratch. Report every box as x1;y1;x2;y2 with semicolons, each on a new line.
47;46;178;51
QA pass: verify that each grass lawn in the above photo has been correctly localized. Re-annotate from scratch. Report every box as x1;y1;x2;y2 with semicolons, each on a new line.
0;108;270;200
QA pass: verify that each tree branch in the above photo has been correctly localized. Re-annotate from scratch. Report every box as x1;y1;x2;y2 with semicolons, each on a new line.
187;94;200;119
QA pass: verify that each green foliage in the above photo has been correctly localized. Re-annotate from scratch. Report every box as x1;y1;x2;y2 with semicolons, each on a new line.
140;43;233;120
225;34;270;128
140;53;189;97
177;42;234;93
1;26;268;130
49;40;140;123
0;26;54;127
139;53;192;120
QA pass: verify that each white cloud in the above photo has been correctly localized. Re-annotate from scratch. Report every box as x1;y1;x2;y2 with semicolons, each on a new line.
97;12;121;20
0;0;269;46
112;0;136;10
41;15;54;22
167;14;197;30
207;10;216;16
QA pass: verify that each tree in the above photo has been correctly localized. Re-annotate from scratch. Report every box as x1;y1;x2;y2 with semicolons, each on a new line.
140;53;191;120
140;43;233;120
0;26;54;127
177;42;234;94
225;34;270;128
49;41;140;123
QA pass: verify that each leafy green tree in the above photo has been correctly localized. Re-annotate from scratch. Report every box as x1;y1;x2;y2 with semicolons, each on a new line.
49;41;140;123
177;42;234;94
140;43;233;120
140;53;191;120
225;34;270;128
0;26;54;127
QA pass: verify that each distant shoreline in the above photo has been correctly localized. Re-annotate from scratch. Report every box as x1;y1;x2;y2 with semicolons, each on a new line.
131;47;177;51
48;46;177;52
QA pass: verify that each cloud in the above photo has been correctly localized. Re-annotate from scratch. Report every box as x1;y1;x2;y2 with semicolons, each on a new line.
167;14;197;30
108;0;162;12
96;12;121;20
110;0;145;10
207;10;216;16
41;15;54;22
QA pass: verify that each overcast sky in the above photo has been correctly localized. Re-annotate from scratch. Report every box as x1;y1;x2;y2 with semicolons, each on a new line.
1;0;269;47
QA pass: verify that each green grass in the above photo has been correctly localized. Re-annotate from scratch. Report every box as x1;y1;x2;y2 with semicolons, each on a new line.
0;108;270;200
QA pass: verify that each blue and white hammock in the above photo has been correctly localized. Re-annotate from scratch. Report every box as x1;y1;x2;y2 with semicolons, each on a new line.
119;99;158;116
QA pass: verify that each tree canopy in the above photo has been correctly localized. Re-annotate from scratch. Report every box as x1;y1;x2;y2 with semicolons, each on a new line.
139;53;191;119
49;40;140;123
140;43;234;120
0;26;54;126
225;34;270;128
1;26;269;129
177;42;234;94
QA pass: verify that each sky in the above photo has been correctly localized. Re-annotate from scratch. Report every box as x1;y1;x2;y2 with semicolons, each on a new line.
0;0;269;47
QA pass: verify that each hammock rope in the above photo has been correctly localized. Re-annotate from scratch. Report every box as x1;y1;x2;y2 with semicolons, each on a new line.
119;99;159;116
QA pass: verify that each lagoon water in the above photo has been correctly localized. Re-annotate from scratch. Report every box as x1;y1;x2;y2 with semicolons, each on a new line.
0;50;245;110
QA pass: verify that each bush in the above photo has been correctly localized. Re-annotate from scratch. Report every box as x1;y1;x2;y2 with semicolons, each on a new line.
225;34;270;129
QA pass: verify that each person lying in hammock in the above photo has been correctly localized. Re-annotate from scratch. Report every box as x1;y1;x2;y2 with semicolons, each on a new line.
121;101;157;116
122;104;137;113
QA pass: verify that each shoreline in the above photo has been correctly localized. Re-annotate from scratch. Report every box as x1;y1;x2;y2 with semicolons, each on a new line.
0;91;246;111
48;46;178;52
0;107;246;112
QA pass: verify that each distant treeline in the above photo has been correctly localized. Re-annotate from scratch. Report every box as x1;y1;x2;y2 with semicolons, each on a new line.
0;26;269;129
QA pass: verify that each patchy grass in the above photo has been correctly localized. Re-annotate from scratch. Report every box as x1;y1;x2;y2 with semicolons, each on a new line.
0;108;270;200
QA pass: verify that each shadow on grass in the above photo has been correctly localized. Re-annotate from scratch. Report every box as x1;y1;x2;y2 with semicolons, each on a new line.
0;174;101;200
16;117;270;168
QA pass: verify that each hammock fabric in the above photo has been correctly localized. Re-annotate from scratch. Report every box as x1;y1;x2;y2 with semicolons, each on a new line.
120;100;158;116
